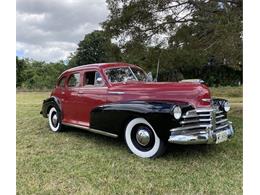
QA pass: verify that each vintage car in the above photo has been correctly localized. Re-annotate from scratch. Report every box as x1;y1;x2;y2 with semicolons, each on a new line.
40;63;234;158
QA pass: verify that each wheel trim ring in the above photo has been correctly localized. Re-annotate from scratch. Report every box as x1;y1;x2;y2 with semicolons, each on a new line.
125;118;160;158
52;113;58;127
48;107;60;131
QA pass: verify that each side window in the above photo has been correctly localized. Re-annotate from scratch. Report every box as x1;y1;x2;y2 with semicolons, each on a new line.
58;77;66;88
84;71;104;87
68;73;80;87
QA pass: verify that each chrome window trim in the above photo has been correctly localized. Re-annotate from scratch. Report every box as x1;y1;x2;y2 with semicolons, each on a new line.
108;91;125;95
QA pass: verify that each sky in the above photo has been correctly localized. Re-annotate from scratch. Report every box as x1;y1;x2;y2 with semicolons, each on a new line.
16;0;109;62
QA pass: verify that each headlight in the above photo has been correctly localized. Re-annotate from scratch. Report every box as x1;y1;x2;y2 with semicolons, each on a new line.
223;101;230;112
171;106;182;120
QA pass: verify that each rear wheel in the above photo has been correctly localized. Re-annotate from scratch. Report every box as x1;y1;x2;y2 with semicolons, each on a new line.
48;106;62;132
124;118;166;158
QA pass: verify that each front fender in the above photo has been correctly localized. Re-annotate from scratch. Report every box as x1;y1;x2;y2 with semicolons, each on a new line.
40;96;62;118
90;100;193;141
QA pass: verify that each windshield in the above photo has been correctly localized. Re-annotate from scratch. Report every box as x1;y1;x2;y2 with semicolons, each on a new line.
131;67;147;81
105;67;147;83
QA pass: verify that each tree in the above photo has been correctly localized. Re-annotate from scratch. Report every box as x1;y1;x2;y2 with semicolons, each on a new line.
68;30;122;67
16;57;67;89
103;0;242;70
16;57;27;87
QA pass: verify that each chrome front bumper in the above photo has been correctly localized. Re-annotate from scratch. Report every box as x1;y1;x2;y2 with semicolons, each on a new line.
168;108;234;144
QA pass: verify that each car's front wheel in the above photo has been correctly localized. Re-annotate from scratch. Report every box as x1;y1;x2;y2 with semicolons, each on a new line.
48;106;62;132
125;118;166;158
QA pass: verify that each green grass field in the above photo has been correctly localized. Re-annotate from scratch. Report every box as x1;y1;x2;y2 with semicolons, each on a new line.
16;87;243;194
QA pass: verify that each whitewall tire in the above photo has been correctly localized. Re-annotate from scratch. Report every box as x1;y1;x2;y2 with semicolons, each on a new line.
48;107;62;132
125;118;166;158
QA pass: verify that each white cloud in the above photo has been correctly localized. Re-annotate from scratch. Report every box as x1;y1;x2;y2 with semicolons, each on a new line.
16;0;109;62
17;12;46;23
17;41;78;62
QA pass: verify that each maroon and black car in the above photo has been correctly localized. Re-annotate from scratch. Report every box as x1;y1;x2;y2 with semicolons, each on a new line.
41;63;234;158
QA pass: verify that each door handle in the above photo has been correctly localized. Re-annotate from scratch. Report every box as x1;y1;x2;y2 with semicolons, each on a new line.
61;91;65;95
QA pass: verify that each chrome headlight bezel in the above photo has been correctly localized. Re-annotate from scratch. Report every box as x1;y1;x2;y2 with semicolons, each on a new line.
223;101;231;112
171;106;182;120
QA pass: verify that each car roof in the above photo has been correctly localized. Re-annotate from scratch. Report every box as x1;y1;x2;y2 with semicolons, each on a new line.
62;62;139;74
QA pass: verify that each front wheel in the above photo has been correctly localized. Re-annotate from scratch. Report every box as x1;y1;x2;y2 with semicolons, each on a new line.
124;118;166;158
48;106;62;132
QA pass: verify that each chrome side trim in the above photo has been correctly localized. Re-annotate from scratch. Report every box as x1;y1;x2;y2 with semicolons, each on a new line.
108;91;125;95
62;122;118;138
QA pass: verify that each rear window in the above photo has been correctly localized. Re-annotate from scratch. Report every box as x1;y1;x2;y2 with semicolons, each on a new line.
68;73;80;87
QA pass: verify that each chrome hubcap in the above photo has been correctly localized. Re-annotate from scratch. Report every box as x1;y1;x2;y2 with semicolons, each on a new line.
52;114;58;126
136;129;150;146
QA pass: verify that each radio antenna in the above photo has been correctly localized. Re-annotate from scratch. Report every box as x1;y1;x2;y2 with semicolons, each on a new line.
155;58;160;82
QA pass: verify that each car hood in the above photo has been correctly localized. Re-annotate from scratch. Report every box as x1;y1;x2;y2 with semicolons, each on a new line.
108;82;211;108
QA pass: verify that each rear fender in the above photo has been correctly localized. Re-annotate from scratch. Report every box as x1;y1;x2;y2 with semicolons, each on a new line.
40;96;62;118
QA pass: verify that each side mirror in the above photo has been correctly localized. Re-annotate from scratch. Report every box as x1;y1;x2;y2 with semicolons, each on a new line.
147;72;153;82
95;77;104;86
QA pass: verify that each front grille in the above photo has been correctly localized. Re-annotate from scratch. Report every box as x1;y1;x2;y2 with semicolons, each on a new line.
173;108;229;135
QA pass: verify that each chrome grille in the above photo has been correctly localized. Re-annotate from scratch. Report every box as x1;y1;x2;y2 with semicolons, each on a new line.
173;108;229;134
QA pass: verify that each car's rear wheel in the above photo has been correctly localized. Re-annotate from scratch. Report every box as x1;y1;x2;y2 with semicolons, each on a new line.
125;118;166;158
48;106;62;132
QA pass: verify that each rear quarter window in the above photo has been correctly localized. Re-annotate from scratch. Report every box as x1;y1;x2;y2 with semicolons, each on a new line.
57;77;66;88
68;73;80;87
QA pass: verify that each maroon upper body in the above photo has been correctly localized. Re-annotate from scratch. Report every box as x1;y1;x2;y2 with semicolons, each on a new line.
51;63;211;127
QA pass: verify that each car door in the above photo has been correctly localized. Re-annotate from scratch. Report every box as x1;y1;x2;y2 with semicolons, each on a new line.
77;70;108;127
62;72;81;124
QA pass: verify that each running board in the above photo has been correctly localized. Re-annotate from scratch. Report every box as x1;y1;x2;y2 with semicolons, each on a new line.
62;122;118;138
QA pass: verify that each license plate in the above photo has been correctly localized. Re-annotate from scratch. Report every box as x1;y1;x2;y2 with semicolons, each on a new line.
216;131;228;144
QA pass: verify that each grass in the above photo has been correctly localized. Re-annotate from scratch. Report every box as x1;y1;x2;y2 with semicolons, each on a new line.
16;87;243;194
210;86;243;98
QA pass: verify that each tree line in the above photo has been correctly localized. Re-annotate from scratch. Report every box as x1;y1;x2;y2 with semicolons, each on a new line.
16;57;66;89
16;0;242;89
